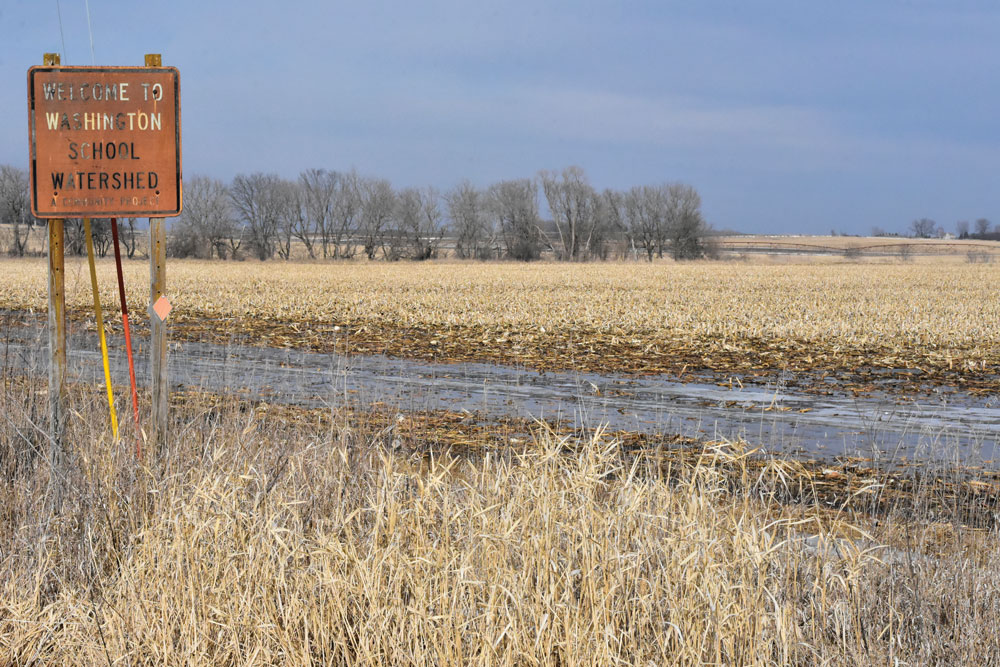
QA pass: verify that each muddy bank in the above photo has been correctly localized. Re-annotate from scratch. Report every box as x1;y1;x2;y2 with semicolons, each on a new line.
4;308;999;398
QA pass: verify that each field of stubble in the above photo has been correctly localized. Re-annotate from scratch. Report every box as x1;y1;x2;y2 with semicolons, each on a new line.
2;257;999;391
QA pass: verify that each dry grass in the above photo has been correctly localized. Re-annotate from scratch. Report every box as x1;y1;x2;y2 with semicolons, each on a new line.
1;257;999;390
2;381;1000;664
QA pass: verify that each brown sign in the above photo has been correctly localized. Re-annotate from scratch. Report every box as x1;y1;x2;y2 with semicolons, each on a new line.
28;66;182;218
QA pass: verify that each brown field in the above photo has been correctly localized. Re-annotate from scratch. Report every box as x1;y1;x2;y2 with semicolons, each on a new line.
716;234;1000;249
3;255;1000;663
1;256;999;393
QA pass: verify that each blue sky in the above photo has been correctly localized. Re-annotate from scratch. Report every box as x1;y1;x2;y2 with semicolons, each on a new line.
3;0;998;235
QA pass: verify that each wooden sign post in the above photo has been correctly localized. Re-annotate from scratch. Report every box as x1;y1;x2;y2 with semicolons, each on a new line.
40;53;68;506
145;54;168;451
28;53;181;461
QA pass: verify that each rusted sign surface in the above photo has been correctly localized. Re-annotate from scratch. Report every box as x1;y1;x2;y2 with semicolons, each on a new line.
28;66;182;218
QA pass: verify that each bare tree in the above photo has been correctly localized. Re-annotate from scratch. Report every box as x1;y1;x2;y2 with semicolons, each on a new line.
91;218;112;257
446;181;493;259
584;192;618;260
231;173;287;260
396;187;445;260
600;189;632;259
299;168;337;258
358;177;395;260
299;168;362;259
488;179;543;261
170;176;236;259
274;179;304;260
382;191;410;261
956;220;970;238
617;183;708;260
65;219;86;256
331;170;362;259
975;218;992;236
539;166;600;261
910;218;936;239
623;185;664;261
664;183;707;260
63;217;112;257
121;217;141;258
0;165;35;256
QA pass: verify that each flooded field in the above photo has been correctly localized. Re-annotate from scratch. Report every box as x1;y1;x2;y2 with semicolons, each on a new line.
4;322;998;466
2;259;998;466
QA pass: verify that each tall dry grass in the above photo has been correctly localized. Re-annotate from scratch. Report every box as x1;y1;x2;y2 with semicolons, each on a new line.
2;382;1000;664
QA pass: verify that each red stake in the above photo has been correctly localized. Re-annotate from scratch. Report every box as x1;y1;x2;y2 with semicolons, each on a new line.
111;218;143;459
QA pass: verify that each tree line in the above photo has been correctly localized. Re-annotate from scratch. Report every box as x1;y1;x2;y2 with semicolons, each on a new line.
172;165;713;262
872;217;998;240
0;163;713;262
0;164;144;259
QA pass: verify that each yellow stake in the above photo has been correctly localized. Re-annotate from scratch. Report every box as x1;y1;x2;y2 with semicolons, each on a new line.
84;218;119;440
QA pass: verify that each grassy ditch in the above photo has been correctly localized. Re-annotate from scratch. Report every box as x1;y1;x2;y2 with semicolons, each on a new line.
2;380;1000;664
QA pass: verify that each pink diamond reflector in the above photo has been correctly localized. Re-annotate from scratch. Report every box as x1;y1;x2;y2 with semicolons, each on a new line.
152;296;172;322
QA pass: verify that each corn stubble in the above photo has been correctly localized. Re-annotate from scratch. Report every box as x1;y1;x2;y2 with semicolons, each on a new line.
2;385;1000;665
1;259;998;382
